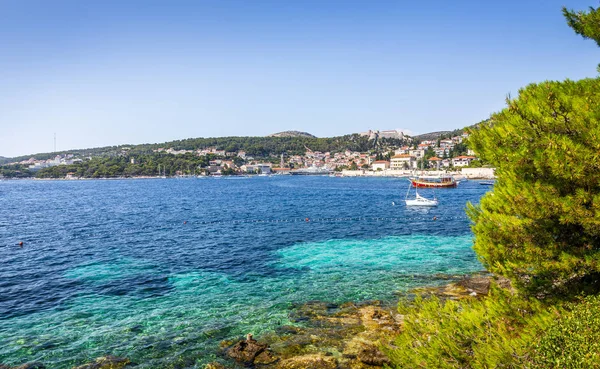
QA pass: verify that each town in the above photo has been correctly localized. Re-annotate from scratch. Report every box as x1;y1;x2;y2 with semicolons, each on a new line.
0;129;495;179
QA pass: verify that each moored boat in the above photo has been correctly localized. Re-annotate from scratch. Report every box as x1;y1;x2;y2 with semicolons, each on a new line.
289;166;332;175
405;191;438;207
410;175;457;188
404;178;439;206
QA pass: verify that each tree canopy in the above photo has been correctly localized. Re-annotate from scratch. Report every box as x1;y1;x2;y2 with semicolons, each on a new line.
389;5;600;369
563;5;600;46
468;78;600;298
467;6;600;298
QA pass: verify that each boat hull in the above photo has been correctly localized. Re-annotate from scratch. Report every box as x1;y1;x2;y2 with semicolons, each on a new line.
411;180;457;188
405;199;438;207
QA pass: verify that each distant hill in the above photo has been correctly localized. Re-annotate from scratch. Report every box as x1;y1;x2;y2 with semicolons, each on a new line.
268;131;316;138
412;131;452;141
413;121;486;142
2;133;386;163
5;122;488;163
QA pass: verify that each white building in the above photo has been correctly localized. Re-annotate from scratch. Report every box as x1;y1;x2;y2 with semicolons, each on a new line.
391;154;417;170
371;160;390;171
428;157;442;170
452;155;477;167
241;163;272;174
409;149;425;159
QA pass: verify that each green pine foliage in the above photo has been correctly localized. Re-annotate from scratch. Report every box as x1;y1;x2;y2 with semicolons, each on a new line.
466;78;600;298
388;290;600;369
388;287;557;368
388;6;600;369
563;6;600;47
531;295;600;368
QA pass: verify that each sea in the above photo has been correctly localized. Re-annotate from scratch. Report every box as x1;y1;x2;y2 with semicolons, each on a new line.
0;176;489;368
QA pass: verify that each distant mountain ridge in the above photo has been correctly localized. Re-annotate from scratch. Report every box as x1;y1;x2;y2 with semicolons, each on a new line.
412;131;452;141
268;131;316;138
412;121;485;142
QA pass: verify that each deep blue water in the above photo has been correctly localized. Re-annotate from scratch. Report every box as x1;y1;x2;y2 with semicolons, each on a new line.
0;176;488;368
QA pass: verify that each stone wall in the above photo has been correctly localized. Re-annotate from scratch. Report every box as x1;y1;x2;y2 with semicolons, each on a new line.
461;167;496;179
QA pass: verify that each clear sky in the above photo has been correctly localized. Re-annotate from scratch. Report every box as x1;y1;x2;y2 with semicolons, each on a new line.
1;0;598;157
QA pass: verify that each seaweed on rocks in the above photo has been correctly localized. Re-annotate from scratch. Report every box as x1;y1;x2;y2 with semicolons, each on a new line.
72;356;131;369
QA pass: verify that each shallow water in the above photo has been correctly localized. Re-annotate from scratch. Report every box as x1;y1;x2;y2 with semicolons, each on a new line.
0;176;488;368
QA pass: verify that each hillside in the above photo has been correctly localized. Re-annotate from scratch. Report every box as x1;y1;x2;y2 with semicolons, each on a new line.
3;133;410;164
412;121;487;142
3;122;488;164
268;131;316;138
412;131;452;141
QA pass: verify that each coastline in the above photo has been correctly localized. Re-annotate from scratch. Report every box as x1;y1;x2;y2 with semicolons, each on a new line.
1;272;493;369
216;272;495;369
0;171;496;181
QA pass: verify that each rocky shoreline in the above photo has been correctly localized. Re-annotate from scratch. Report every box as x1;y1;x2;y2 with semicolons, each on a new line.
214;273;501;369
2;274;499;369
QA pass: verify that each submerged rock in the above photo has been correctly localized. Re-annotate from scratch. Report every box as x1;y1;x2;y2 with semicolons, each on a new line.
11;363;46;369
72;356;130;369
276;354;337;369
357;345;390;366
226;336;277;365
203;363;226;369
218;274;500;369
254;350;278;365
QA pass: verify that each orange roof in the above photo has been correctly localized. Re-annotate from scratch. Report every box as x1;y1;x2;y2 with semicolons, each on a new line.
428;157;442;161
392;154;414;159
373;160;389;164
454;155;476;159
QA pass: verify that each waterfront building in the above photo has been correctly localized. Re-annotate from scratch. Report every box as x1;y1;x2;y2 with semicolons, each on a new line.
241;163;272;174
271;168;290;175
391;154;417;170
371;160;390;171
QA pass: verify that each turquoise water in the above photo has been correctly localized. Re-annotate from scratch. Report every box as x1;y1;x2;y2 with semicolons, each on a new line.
0;177;486;368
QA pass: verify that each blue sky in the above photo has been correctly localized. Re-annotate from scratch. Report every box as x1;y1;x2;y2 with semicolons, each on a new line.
0;0;598;157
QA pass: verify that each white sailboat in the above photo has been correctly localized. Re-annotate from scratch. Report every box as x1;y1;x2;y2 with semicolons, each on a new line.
405;180;438;207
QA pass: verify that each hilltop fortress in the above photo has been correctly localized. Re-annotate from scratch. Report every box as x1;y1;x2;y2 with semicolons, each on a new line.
359;129;407;141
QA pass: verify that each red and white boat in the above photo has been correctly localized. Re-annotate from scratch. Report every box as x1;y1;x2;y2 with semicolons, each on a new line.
410;175;457;188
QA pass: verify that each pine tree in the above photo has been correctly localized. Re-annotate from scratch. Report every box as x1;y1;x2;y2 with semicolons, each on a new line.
563;6;600;46
468;7;600;298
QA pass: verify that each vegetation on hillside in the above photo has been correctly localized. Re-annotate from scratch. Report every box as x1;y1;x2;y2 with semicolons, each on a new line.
4;134;408;164
267;130;317;138
0;134;415;178
388;5;600;369
35;154;215;179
